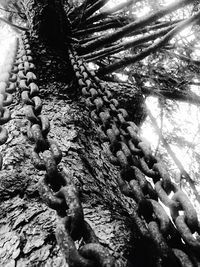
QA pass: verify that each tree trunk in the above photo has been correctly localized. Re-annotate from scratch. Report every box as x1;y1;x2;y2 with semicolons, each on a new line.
0;1;147;266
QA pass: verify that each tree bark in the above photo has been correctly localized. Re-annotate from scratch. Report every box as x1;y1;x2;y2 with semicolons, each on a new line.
0;1;148;266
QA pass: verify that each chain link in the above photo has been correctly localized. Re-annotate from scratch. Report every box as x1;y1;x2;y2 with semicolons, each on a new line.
2;30;199;266
15;32;116;267
69;49;200;266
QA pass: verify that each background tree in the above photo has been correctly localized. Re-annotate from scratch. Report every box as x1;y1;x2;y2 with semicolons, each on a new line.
1;0;200;266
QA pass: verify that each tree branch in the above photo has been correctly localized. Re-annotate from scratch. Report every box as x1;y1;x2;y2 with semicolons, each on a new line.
79;0;195;53
141;86;200;106
85;0;135;25
82;24;175;60
84;0;109;19
166;51;200;66
0;6;25;15
127;19;182;37
73;17;129;36
72;0;109;27
98;11;200;75
0;17;28;31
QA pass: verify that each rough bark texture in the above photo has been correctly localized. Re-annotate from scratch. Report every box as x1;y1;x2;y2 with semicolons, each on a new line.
0;1;148;266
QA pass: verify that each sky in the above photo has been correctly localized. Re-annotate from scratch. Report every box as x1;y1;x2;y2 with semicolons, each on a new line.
0;23;17;67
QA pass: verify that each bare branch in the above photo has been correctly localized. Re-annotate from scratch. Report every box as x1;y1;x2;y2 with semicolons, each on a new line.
98;11;200;75
166;50;200;66
0;6;25;15
141;86;200;106
72;0;109;26
0;17;28;31
85;0;135;25
80;0;195;53
73;17;129;36
82;24;175;61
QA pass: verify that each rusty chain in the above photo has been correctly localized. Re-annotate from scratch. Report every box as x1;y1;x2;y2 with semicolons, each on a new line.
15;32;116;267
0;37;18;169
69;49;200;266
2;31;199;266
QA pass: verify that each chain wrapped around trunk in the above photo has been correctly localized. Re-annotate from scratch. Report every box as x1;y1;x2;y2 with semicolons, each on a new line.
3;30;198;266
16;32;116;267
0;37;18;169
69;49;200;266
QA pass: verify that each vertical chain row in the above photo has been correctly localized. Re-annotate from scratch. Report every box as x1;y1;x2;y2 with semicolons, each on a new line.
69;50;200;266
15;32;116;267
0;37;18;169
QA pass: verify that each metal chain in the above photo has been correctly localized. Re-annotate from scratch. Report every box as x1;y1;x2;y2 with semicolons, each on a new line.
15;32;116;267
69;49;200;266
2;31;199;266
0;37;18;169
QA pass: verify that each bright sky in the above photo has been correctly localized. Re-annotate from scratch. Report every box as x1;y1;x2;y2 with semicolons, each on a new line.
104;0;127;10
104;0;182;17
142;96;200;172
0;33;17;72
163;0;175;5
